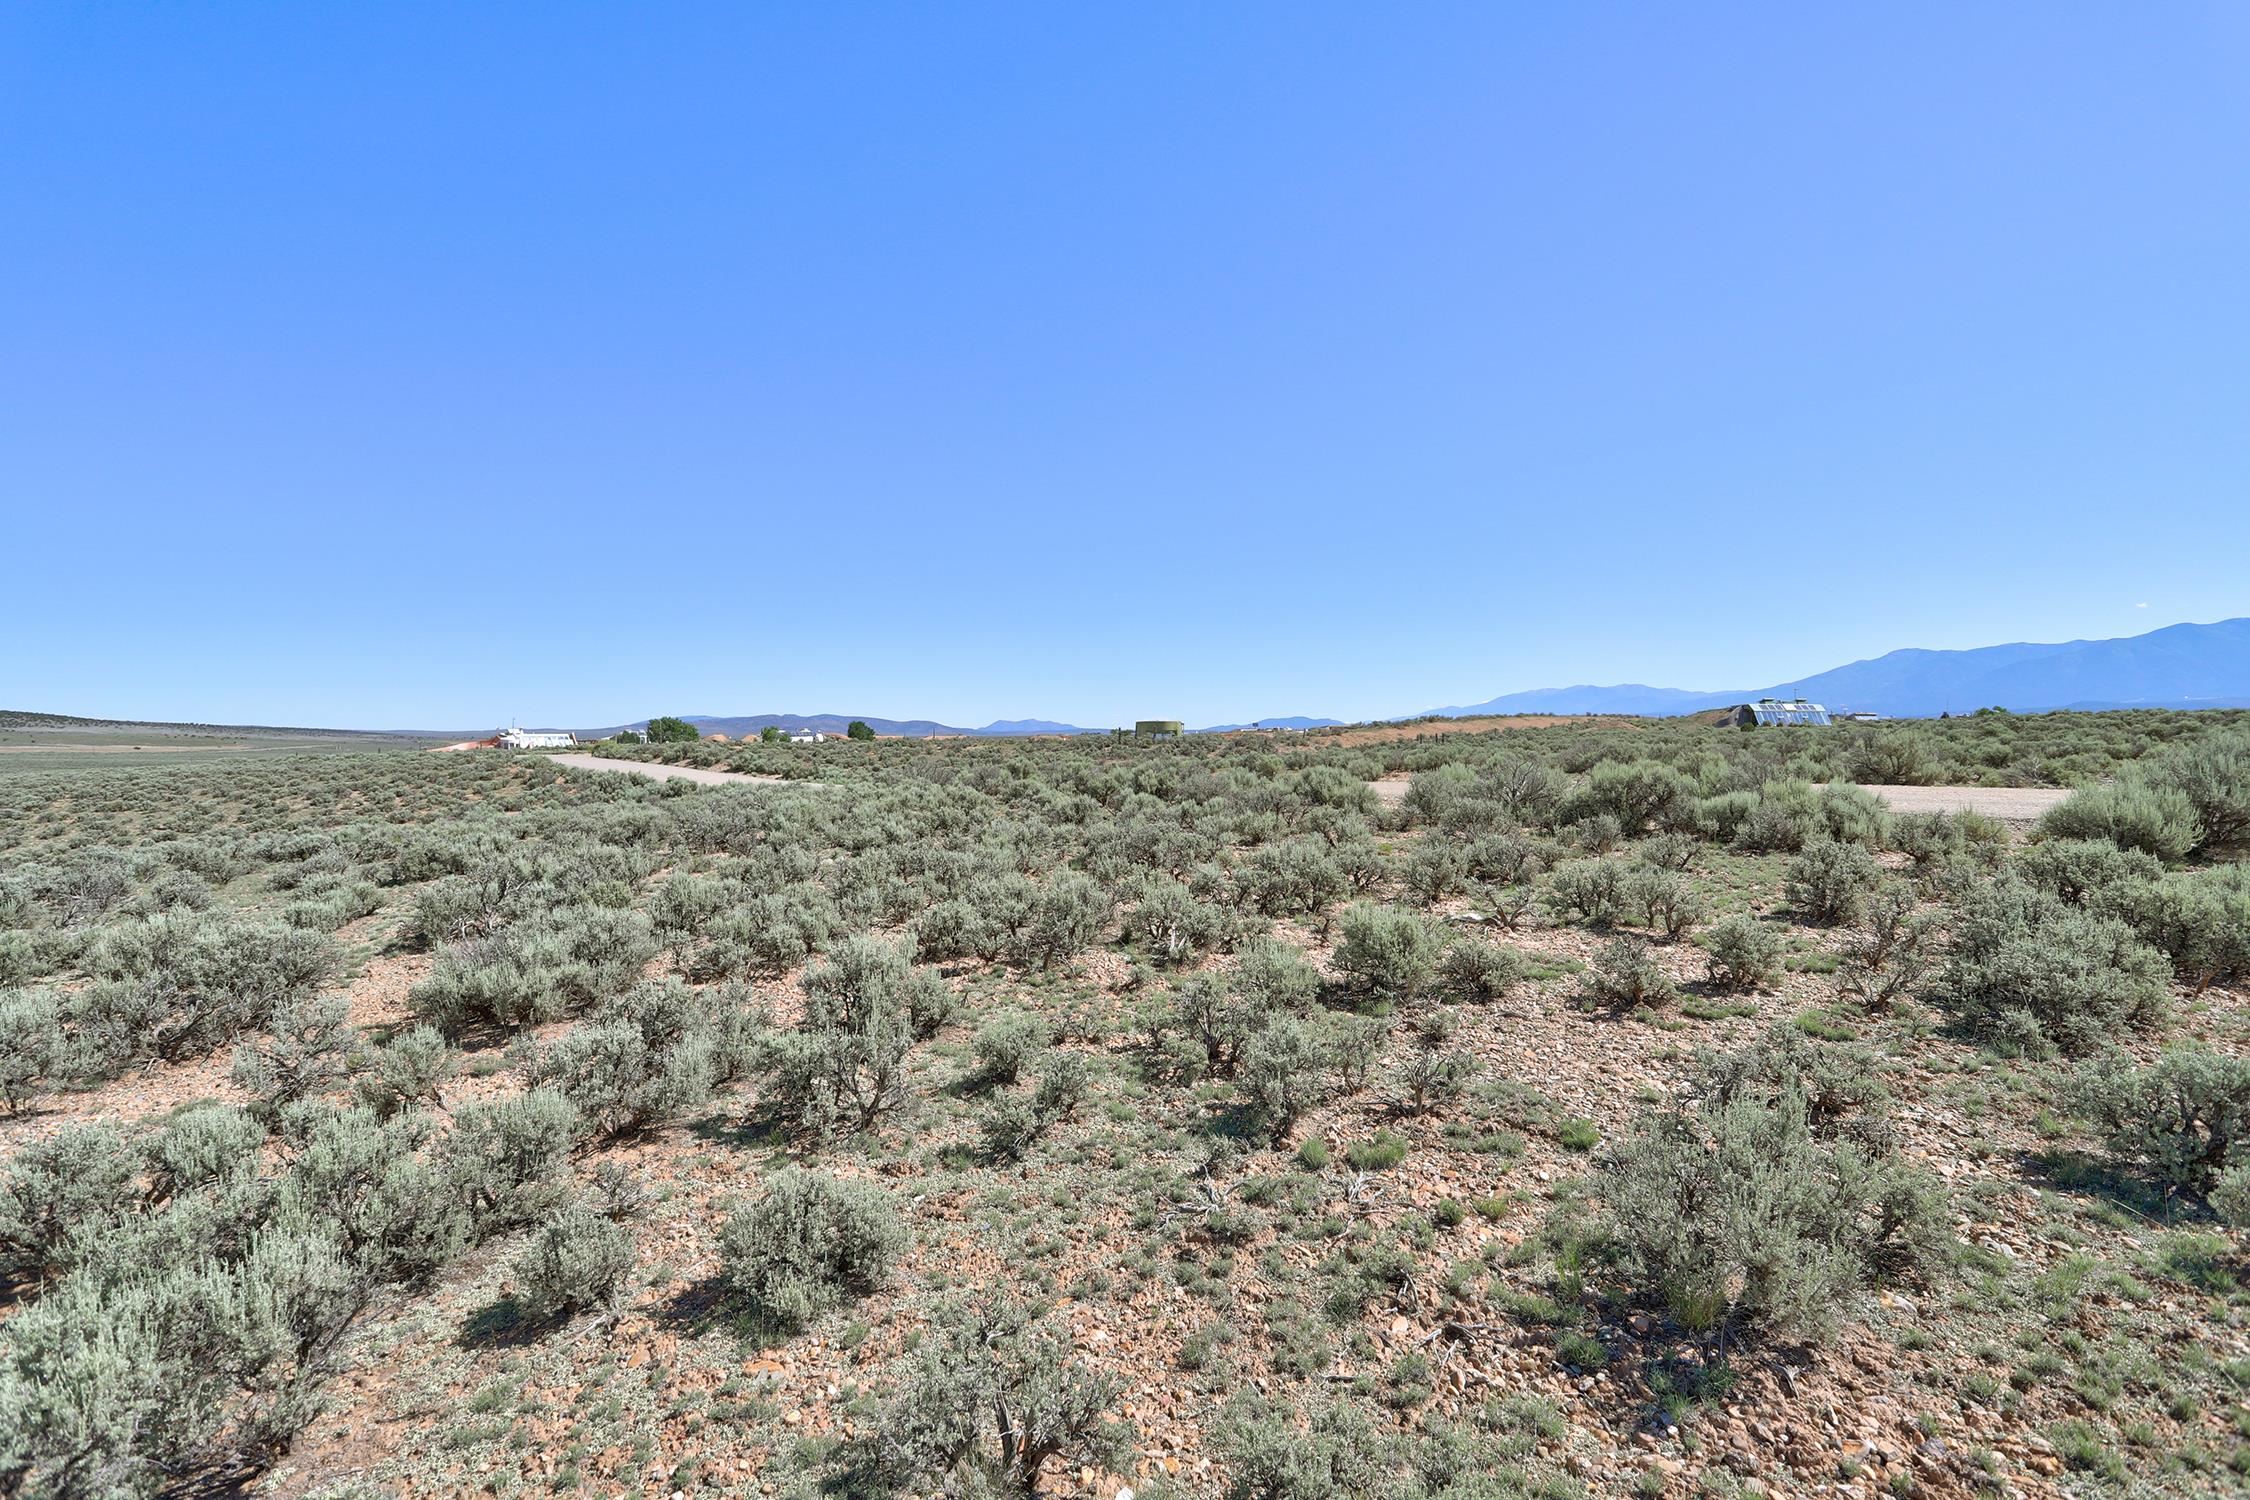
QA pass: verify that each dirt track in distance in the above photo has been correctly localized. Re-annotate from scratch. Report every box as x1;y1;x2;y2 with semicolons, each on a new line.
547;753;791;787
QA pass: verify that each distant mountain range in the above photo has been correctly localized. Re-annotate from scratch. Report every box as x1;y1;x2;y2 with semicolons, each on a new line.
28;618;2247;748
1195;716;1349;733
1420;617;2250;720
1420;685;1735;718
590;713;1108;739
595;620;2250;740
585;712;1358;739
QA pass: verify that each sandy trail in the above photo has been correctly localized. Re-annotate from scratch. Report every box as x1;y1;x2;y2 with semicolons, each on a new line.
547;753;793;787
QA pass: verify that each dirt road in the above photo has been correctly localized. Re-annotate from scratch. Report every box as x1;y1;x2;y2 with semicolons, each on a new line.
548;753;792;788
1846;784;2071;822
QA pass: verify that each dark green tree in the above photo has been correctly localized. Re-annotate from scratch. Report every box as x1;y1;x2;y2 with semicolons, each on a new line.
847;720;875;741
645;716;699;743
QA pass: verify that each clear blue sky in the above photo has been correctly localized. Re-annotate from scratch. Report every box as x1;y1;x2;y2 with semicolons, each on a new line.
6;5;2247;730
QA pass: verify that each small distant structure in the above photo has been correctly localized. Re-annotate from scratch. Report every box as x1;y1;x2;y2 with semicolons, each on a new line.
1725;699;1831;728
706;733;732;744
1134;720;1184;739
788;730;827;744
498;724;577;750
1837;710;1884;724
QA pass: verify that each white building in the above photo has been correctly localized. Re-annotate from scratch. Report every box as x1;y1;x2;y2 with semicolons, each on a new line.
788;731;826;744
498;725;577;750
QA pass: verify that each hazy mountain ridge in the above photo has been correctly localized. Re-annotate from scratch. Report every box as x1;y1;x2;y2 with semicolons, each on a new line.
595;714;1106;739
1195;716;1349;733
1419;685;1748;717
30;618;2249;743
1422;617;2250;720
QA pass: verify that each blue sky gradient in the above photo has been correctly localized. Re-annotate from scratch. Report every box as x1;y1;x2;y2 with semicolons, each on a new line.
5;5;2247;729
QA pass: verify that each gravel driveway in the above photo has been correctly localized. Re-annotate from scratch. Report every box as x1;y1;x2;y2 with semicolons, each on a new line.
548;753;792;787
1844;784;2072;822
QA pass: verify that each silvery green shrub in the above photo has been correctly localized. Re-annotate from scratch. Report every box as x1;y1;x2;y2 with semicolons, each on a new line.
0;1228;367;1498
764;935;936;1137
971;1010;1047;1086
861;1298;1122;1496
1545;859;1629;928
410;907;655;1030
1785;838;1883;924
720;1169;903;1330
439;1088;583;1230
1584;936;1675;1008
1439;937;1526;1002
2072;1047;2250;1202
353;1024;459;1120
0;990;59;1112
1702;915;1785;993
1332;903;1441;1001
80;915;336;1063
2039;780;2201;862
1938;877;2169;1054
513;1201;635;1319
1231;936;1321;1015
0;1123;142;1282
1239;1015;1326;1144
231;993;353;1127
1599;1063;1948;1345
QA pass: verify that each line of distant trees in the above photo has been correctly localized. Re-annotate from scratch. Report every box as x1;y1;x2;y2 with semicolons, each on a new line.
615;716;876;745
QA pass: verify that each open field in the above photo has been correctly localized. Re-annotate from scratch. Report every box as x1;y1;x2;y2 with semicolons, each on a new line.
0;741;258;754
0;743;438;775
0;714;441;774
2;708;2249;1499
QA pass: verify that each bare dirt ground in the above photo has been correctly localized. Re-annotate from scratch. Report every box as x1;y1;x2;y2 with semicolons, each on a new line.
1842;784;2072;823
547;752;790;787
